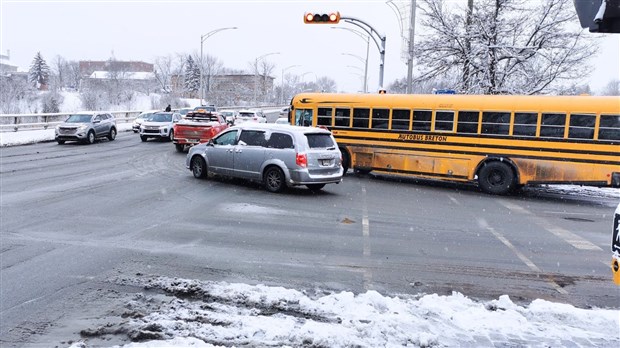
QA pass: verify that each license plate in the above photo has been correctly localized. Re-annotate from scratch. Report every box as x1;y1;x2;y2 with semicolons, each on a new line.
320;159;331;166
188;139;199;143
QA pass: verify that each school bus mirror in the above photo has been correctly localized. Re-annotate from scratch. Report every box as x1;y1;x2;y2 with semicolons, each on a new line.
304;12;341;24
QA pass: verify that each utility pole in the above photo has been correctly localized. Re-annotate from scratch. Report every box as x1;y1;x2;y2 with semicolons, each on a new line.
406;0;416;94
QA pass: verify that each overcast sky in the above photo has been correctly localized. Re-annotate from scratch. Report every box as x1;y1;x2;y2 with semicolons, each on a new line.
1;0;618;93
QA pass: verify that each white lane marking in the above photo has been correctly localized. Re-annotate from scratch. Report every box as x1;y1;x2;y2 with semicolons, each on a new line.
478;218;568;294
362;185;372;290
447;195;461;205
497;200;602;251
362;185;370;255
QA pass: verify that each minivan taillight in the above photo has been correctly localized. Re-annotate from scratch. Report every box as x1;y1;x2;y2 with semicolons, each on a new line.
296;153;307;168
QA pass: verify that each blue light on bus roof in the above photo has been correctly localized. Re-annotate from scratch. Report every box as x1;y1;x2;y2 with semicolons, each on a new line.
433;89;456;94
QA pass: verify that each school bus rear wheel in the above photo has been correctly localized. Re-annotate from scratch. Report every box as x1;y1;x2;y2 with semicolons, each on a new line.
478;161;516;195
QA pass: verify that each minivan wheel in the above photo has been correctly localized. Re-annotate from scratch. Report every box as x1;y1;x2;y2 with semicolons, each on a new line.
108;128;117;141
86;130;95;144
306;184;325;192
264;167;285;193
191;156;208;179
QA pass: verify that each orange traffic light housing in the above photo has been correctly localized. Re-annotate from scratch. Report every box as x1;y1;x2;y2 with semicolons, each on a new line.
304;12;341;24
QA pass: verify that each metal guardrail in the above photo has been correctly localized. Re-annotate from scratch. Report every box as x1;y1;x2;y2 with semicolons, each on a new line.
0;106;286;132
0;111;143;132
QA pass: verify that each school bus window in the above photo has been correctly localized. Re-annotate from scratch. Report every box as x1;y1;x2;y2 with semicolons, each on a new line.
295;109;313;126
352;108;370;129
598;114;620;140
513;112;538;137
456;111;479;134
481;111;510;135
317;108;333;126
568;114;596;139
412;110;432;131
391;109;411;130
540;113;566;138
334;108;351;127
434;111;455;132
371;109;389;129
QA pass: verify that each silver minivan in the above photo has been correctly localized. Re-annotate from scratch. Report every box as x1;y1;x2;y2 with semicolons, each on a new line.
186;123;343;192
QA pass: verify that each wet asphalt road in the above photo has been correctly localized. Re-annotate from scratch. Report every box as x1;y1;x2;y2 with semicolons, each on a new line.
1;125;618;346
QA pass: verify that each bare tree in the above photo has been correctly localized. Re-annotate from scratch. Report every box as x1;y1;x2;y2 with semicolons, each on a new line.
316;76;337;93
0;76;33;114
601;79;620;95
154;55;174;93
388;75;459;94
50;55;66;91
415;0;598;95
193;53;223;97
65;61;81;90
247;59;276;104
171;53;187;96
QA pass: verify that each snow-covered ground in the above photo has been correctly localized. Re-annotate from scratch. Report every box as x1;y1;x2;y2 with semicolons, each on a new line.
65;276;619;348
3;127;618;347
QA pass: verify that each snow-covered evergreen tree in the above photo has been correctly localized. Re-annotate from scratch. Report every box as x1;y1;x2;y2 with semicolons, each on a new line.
28;52;51;90
414;0;597;95
184;55;200;97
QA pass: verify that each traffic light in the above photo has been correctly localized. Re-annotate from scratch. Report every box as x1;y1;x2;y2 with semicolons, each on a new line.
304;12;341;24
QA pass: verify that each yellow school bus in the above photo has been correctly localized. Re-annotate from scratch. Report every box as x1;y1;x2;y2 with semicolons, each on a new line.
289;92;620;195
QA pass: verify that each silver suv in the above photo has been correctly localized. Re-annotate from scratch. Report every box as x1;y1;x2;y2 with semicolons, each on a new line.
55;112;117;144
186;123;343;192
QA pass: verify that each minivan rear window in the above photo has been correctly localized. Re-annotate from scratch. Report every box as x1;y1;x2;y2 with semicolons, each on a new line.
306;133;335;148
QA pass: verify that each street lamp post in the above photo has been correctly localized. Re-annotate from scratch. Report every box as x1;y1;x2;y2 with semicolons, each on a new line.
281;64;300;105
342;53;368;93
332;27;370;93
200;27;237;106
253;52;280;106
346;65;366;92
338;16;386;90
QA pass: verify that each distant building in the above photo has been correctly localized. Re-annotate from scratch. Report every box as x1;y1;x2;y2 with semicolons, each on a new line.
211;74;275;105
80;60;157;94
0;50;18;76
169;73;276;105
79;60;154;77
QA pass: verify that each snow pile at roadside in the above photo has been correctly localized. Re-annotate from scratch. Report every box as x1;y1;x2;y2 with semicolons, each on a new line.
69;276;619;348
531;184;620;199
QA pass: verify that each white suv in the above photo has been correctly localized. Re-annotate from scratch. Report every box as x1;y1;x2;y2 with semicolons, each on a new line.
139;112;182;142
235;109;267;124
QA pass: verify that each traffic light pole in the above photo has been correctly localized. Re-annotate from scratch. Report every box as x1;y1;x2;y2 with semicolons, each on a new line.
340;16;386;91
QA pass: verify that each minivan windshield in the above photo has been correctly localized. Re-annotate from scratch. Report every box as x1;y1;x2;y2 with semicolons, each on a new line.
66;114;92;123
305;133;335;148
